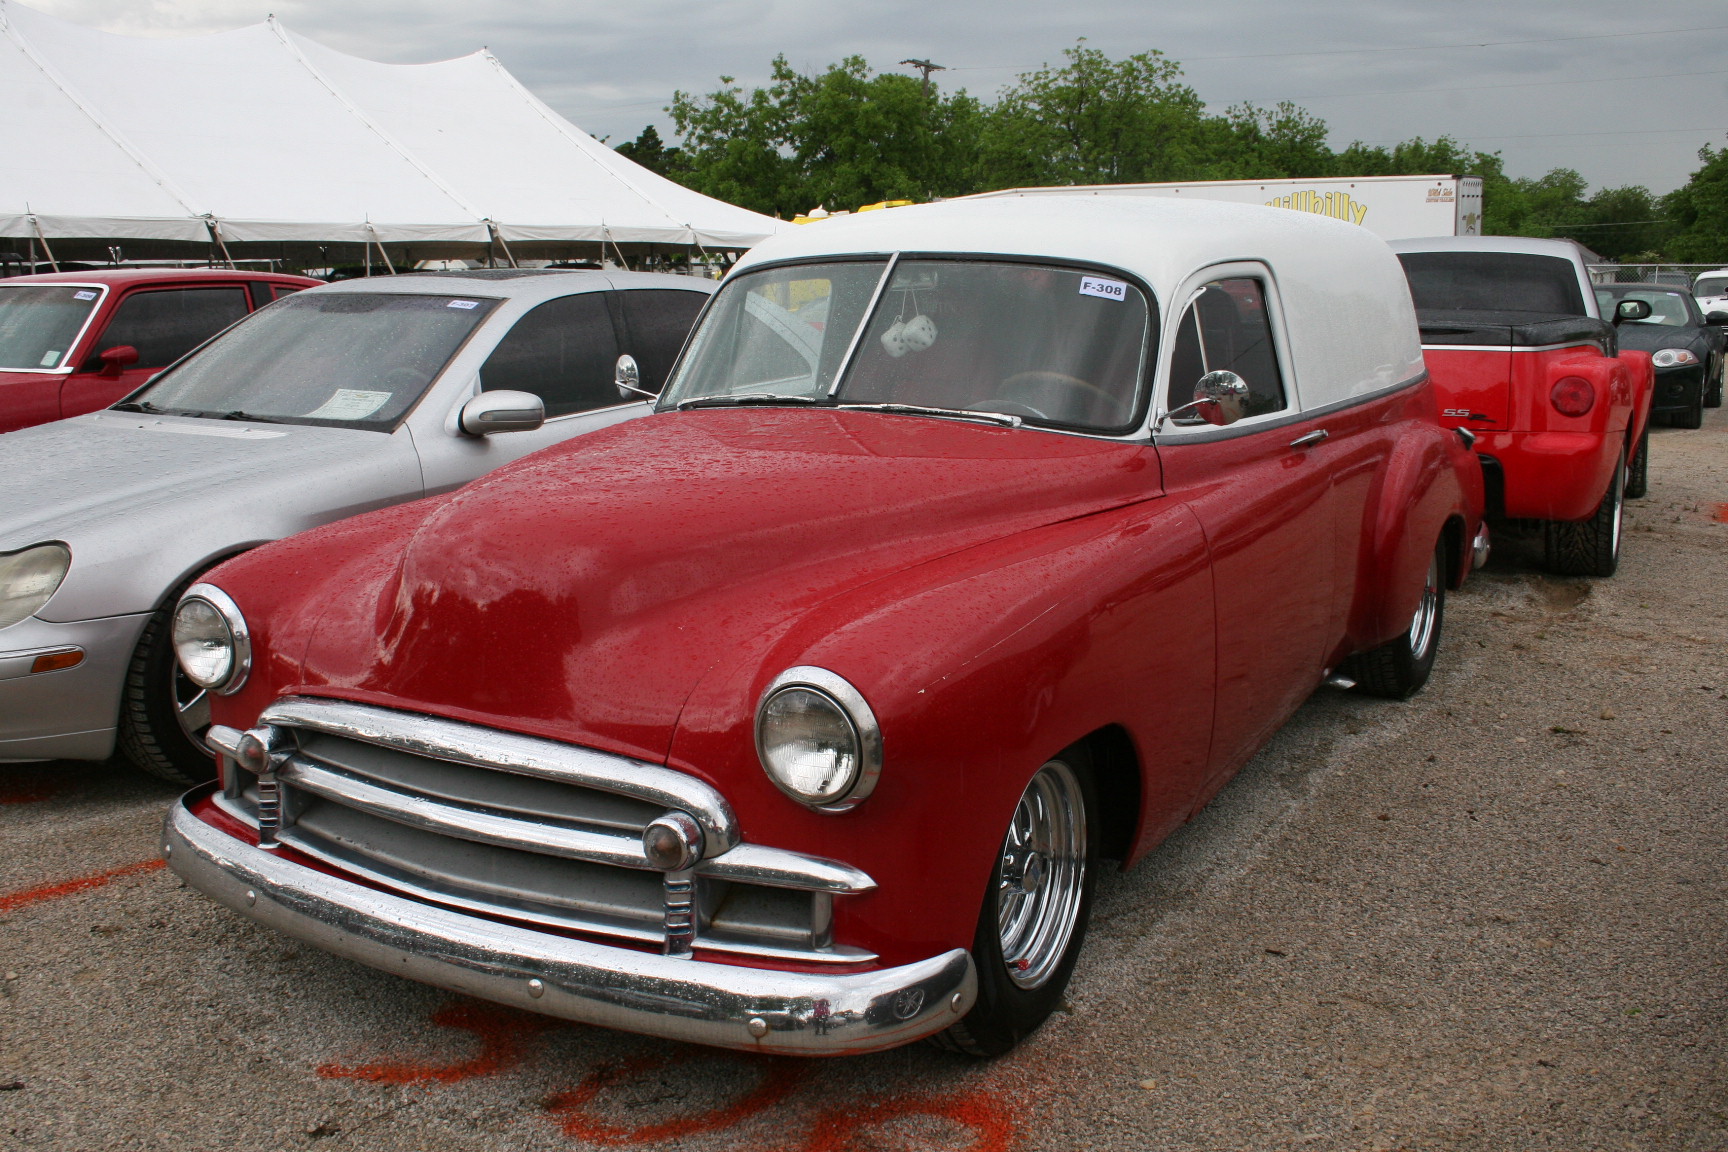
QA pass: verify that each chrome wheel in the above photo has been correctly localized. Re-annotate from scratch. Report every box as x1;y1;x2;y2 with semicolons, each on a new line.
1408;550;1441;661
998;759;1088;990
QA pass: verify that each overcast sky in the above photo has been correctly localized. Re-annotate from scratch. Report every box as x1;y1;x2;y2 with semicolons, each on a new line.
31;0;1728;196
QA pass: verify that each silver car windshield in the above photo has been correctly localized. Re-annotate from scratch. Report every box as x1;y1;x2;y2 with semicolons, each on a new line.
0;285;101;371
660;259;1152;433
125;291;499;428
1695;276;1728;298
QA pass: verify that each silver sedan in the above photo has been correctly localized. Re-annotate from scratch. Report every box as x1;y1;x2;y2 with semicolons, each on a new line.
0;268;712;781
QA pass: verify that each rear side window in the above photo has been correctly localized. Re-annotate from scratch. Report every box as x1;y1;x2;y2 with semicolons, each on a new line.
479;292;621;418
619;289;707;391
1166;278;1286;422
1398;252;1586;316
93;286;250;369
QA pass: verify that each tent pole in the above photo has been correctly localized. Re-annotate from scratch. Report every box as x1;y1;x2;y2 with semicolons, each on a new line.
29;218;60;273
205;217;236;269
488;223;519;269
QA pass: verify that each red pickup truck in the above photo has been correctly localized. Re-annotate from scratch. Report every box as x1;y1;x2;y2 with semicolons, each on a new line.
0;268;319;433
1391;237;1654;577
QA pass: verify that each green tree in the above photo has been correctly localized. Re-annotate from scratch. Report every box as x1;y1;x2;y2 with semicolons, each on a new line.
1661;142;1728;262
614;125;686;179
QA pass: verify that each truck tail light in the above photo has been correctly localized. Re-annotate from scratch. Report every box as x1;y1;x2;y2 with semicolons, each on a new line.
1550;376;1595;417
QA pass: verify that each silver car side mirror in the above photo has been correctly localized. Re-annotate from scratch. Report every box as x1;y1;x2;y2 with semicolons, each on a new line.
458;389;545;436
616;354;656;400
1157;370;1249;429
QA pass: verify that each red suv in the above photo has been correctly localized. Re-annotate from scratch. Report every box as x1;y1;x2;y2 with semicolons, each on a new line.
0;269;320;433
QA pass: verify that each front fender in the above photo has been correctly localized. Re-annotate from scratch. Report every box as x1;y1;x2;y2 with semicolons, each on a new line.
668;497;1214;969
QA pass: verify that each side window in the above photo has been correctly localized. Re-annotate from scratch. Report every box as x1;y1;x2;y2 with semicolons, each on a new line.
1165;277;1286;422
619;289;707;391
479;292;621;418
272;284;305;301
92;287;249;370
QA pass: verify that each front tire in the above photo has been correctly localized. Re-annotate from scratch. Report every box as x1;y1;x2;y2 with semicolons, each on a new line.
1544;445;1625;578
1347;539;1445;700
1674;387;1705;430
117;601;218;785
934;750;1098;1058
1706;357;1723;408
1624;429;1649;499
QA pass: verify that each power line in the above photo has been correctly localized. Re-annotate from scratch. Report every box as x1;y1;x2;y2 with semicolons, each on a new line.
900;58;947;97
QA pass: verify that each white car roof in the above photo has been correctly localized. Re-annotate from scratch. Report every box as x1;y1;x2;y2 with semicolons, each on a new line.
309;269;713;306
731;195;1425;413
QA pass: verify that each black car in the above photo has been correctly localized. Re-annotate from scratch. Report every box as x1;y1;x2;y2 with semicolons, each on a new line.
1595;283;1726;428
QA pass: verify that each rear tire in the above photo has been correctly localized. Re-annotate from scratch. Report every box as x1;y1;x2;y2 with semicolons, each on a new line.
933;748;1098;1058
1346;539;1444;700
1624;429;1649;499
117;600;218;785
1543;445;1625;578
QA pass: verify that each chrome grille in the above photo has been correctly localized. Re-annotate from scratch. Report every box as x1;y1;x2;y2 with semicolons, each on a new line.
213;697;875;965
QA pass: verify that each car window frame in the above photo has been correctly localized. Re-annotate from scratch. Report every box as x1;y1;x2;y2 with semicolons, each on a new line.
0;282;110;375
89;282;254;373
1153;260;1302;440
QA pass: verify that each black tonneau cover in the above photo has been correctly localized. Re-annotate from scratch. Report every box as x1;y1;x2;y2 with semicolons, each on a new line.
1415;309;1613;354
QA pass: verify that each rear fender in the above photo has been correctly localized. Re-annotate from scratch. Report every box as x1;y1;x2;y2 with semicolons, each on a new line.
1357;425;1474;648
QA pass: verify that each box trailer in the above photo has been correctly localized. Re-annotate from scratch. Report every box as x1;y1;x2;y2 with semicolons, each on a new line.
967;174;1483;241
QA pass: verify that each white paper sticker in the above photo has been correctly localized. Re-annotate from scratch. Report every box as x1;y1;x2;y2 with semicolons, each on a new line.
1078;276;1128;301
72;290;97;301
39;350;60;367
446;299;479;309
305;389;392;421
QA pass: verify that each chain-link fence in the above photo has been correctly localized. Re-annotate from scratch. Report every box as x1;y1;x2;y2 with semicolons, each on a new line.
1588;263;1727;287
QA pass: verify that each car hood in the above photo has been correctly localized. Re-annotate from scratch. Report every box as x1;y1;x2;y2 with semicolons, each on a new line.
298;408;1160;761
1612;324;1703;354
1;412;421;620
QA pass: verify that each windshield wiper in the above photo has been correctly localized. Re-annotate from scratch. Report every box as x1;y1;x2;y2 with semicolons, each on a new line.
215;410;291;424
676;394;830;410
109;400;164;414
837;402;1022;428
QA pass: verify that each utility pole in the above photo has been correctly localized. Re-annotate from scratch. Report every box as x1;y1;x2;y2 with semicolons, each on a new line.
900;58;946;97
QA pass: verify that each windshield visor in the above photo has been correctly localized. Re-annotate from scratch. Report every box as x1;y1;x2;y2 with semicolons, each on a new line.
0;285;101;370
663;259;1152;432
1398;252;1586;315
1597;289;1693;326
130;292;498;428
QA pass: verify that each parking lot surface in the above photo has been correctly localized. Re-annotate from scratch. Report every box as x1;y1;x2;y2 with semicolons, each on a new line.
2;413;1723;1152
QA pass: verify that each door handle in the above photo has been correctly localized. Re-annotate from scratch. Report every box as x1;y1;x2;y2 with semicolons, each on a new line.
1289;429;1329;449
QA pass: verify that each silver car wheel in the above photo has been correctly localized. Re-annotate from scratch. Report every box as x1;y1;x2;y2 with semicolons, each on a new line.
174;666;212;746
998;758;1088;990
1408;550;1441;661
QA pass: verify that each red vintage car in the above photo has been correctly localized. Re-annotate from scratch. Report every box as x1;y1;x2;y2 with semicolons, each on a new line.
1391;237;1654;576
163;197;1485;1057
0;268;319;433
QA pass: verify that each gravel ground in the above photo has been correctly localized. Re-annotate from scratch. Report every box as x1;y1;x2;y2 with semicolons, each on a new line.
2;411;1723;1152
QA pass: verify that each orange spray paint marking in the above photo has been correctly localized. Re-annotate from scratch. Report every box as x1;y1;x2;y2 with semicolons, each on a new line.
0;858;166;915
797;1091;1016;1152
318;999;560;1084
545;1050;809;1145
1713;502;1728;523
0;768;71;805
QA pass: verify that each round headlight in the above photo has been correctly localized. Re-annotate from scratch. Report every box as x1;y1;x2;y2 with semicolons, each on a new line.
754;667;881;811
1651;348;1698;368
0;543;71;630
172;583;251;694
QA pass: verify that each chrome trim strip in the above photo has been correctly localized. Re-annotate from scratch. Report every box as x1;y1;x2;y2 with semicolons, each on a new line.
700;843;876;894
166;796;971;1055
260;697;739;854
826;252;898;397
1419;341;1601;353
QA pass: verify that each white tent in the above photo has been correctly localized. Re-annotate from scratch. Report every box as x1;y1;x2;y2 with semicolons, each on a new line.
0;1;782;257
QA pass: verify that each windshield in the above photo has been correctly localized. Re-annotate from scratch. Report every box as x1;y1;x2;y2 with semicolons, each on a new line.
1398;252;1586;316
0;285;101;371
1596;289;1694;327
1694;276;1728;298
129;291;498;428
661;258;1153;432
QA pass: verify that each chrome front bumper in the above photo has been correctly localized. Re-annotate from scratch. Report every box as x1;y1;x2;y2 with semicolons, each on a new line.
164;796;977;1056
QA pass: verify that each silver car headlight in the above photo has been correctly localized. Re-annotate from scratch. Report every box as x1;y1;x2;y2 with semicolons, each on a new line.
1652;348;1699;368
0;543;71;630
172;583;251;694
754;666;882;811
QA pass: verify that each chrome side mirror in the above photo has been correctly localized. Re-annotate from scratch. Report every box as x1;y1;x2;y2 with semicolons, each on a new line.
616;354;656;400
458;389;544;436
1157;370;1249;429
